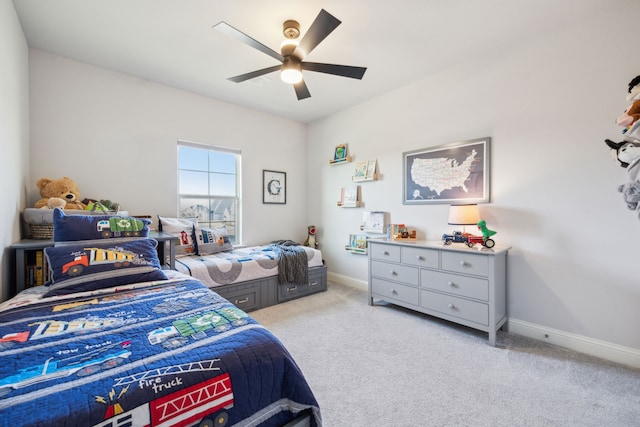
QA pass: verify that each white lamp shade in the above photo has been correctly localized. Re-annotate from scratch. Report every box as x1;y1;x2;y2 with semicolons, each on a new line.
448;204;480;225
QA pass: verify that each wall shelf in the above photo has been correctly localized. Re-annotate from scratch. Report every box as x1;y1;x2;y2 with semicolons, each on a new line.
330;156;352;165
337;201;363;207
345;234;368;255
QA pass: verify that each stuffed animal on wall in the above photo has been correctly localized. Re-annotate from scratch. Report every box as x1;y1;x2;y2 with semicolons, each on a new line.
303;225;318;248
616;75;640;141
605;139;640;216
34;176;87;210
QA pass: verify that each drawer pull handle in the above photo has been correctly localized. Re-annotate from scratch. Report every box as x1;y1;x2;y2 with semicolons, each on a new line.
288;286;297;291
447;303;456;309
459;261;468;267
390;270;397;275
383;251;389;255
448;281;456;288
416;255;424;260
236;298;249;304
309;280;318;286
391;288;397;294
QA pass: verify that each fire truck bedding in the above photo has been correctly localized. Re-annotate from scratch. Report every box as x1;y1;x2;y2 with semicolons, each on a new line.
0;276;322;426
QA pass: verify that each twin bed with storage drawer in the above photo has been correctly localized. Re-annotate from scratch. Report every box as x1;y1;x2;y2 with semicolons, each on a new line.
158;216;327;312
174;245;327;312
368;239;510;346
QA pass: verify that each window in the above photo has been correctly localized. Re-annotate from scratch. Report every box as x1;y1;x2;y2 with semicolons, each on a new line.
178;142;241;244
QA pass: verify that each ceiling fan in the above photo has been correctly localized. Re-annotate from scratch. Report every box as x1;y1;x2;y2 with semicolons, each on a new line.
213;9;367;100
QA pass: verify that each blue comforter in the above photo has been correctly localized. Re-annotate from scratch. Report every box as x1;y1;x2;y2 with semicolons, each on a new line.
0;278;321;427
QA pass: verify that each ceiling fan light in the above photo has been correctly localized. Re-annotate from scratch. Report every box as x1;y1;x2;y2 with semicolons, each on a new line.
281;57;302;84
281;68;302;84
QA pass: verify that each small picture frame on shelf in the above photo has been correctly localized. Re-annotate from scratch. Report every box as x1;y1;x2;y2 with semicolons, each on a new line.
263;170;286;204
334;144;347;162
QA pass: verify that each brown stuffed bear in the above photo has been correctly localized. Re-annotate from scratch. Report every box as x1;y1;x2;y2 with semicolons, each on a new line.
34;176;87;210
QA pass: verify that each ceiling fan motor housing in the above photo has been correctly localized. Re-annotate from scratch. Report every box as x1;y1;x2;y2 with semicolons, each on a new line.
283;20;300;39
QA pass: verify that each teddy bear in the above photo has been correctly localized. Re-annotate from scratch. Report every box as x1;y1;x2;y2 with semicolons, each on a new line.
34;176;87;210
616;75;640;141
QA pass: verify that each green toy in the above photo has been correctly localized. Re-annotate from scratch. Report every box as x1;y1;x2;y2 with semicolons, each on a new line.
477;220;496;240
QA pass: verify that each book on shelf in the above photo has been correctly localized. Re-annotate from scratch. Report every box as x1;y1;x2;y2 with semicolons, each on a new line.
346;234;368;254
339;185;360;207
24;249;48;287
362;211;386;233
353;160;377;181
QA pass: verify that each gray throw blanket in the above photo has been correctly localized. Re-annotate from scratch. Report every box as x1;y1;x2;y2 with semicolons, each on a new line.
269;240;309;284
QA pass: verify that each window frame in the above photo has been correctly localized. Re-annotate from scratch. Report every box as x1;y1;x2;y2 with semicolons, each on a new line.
177;140;241;245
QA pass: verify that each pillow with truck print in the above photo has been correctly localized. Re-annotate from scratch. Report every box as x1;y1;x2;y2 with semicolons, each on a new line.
53;207;150;242
43;238;167;297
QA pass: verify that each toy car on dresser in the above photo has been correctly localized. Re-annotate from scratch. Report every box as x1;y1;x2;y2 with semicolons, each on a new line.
442;231;495;248
442;219;497;249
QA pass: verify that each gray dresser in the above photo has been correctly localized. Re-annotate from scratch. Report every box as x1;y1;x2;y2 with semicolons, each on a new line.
368;239;509;346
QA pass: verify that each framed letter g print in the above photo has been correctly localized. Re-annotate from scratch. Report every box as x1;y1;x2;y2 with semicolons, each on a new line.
263;170;286;204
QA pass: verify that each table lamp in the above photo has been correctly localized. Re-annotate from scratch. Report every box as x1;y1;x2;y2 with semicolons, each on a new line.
447;204;479;233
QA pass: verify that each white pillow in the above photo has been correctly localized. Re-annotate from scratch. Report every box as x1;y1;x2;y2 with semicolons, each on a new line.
158;216;197;257
194;225;233;255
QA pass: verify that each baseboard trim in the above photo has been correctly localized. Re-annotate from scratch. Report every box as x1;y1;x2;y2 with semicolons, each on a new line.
327;271;367;290
508;318;640;370
329;273;640;369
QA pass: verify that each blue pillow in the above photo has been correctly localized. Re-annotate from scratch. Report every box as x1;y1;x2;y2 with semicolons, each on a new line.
43;238;167;297
53;208;150;242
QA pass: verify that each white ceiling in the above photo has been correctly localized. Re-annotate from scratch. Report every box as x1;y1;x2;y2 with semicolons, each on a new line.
13;0;617;123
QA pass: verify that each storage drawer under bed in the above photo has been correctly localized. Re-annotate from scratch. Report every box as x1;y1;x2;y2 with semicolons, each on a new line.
278;266;327;302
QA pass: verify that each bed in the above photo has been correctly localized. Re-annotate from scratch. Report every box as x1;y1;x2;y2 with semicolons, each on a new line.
174;245;327;312
157;216;327;312
0;209;322;426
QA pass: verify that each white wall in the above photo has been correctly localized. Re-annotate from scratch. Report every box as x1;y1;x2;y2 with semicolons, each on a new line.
0;0;30;302
16;1;640;367
28;51;308;246
308;3;640;363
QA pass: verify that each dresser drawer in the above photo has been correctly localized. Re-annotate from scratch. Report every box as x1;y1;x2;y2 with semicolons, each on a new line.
370;260;419;286
420;289;488;326
441;251;489;277
371;278;419;306
401;247;439;269
421;270;489;301
369;243;401;263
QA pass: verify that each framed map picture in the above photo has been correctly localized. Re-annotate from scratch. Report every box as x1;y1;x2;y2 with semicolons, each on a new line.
402;137;490;205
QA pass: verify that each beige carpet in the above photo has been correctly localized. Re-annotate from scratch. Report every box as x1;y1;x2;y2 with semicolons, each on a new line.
251;281;640;427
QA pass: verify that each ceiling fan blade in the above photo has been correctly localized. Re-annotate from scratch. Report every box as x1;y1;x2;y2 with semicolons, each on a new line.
228;65;282;83
214;21;284;62
302;62;367;79
294;79;311;100
294;9;341;58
